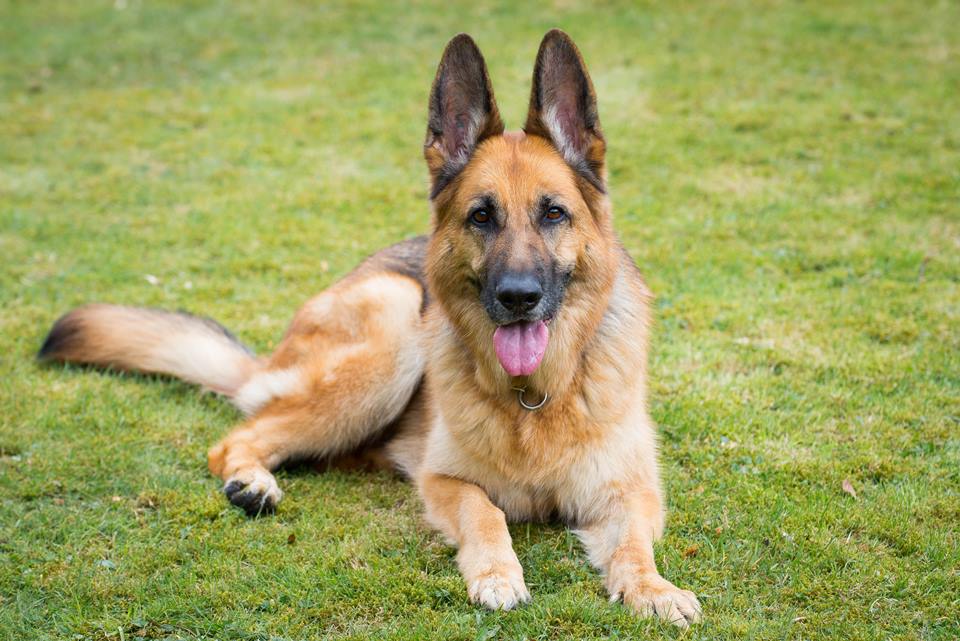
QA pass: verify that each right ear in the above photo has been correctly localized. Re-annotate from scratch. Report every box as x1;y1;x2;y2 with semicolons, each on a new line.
424;34;504;199
523;30;605;193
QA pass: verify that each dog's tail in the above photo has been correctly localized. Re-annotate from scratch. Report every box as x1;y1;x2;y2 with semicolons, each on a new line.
37;304;260;397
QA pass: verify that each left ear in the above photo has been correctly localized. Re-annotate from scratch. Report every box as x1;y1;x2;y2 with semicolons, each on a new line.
424;34;504;199
524;29;606;192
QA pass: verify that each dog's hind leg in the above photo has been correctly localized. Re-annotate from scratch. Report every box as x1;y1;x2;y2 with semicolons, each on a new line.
207;272;425;515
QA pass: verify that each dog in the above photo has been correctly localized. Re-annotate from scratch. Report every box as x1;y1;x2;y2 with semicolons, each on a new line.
38;30;701;626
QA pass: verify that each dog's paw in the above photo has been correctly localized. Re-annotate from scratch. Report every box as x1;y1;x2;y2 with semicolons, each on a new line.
467;565;531;611
223;467;283;517
611;573;701;628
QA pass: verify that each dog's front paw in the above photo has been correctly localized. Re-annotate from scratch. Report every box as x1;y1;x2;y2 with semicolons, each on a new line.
610;573;701;627
467;565;531;611
459;545;530;611
223;467;283;516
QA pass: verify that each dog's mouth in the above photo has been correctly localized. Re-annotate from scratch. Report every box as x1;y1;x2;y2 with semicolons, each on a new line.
492;319;550;376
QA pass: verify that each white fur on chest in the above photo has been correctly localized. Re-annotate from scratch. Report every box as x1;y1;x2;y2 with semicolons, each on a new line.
422;400;658;525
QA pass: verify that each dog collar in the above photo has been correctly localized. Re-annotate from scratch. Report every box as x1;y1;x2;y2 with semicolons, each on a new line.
511;386;548;411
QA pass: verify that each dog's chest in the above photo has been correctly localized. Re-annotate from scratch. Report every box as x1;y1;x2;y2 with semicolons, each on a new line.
456;411;614;521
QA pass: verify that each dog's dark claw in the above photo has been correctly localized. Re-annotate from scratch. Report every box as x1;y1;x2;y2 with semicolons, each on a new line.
224;484;277;516
223;479;246;499
222;473;282;517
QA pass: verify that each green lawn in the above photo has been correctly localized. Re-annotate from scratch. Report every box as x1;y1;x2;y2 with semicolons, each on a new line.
2;1;958;639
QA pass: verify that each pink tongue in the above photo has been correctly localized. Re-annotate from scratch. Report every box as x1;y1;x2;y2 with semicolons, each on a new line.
493;321;549;376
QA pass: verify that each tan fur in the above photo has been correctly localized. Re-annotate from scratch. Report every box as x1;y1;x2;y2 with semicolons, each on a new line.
206;272;425;491
38;304;260;396
38;30;700;625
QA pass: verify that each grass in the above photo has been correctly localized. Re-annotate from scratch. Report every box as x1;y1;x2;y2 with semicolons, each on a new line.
1;0;958;639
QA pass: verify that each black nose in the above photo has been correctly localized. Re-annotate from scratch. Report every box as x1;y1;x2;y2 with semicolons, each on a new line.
495;273;543;314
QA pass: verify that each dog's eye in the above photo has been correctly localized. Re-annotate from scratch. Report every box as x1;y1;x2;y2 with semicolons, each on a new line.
470;209;491;226
544;206;567;223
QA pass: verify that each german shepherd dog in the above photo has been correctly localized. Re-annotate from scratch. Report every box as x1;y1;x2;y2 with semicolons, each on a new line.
39;31;701;626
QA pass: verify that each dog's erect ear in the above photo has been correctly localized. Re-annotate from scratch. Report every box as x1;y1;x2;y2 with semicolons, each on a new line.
524;30;605;192
425;34;504;199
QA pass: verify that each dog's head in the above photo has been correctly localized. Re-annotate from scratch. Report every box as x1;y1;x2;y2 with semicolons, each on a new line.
425;30;618;379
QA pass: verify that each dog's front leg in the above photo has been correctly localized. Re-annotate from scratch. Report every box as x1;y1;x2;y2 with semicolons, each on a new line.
577;486;701;627
418;472;530;610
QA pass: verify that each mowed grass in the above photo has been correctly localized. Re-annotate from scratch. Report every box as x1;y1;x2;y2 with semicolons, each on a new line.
1;1;958;639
